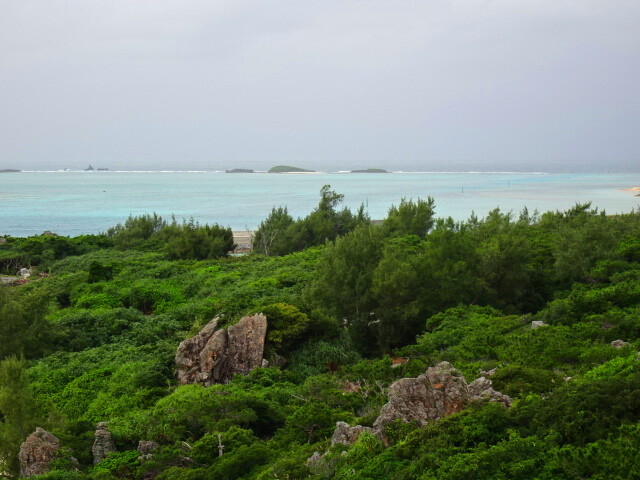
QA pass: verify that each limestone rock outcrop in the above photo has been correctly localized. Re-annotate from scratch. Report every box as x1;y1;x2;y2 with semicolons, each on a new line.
531;320;547;329
611;339;629;348
374;361;470;431
175;314;268;386
328;362;512;448
18;268;32;279
468;377;513;407
331;422;376;446
137;440;158;461
18;428;61;478
92;422;116;464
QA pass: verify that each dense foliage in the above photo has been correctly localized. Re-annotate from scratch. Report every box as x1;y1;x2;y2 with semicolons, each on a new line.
107;215;235;259
1;197;640;479
252;185;368;256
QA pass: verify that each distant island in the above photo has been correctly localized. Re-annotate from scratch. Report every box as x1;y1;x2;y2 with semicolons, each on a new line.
268;165;315;173
351;168;389;173
0;169;21;173
226;168;254;173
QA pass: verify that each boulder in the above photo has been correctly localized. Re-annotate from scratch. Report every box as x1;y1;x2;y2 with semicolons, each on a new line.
175;314;267;386
226;314;268;376
331;422;376;446
329;362;512;448
531;320;547;329
92;422;116;464
374;361;469;430
611;339;629;348
468;377;513;407
18;428;60;478
137;440;158;461
1;276;22;286
18;268;32;279
306;451;323;467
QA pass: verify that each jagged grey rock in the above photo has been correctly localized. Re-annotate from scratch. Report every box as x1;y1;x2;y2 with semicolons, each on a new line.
611;339;629;348
92;422;116;464
226;314;268;376
175;314;268;386
328;362;512;448
18;268;31;279
137;440;158;461
331;421;377;446
468;377;513;407
306;451;323;467
531;320;547;329
18;428;61;478
374;361;469;431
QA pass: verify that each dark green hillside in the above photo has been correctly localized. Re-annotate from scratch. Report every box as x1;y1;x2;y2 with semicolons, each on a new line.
267;165;315;173
2;195;640;480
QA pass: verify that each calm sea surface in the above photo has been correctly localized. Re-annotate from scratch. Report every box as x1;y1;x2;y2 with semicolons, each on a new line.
1;171;639;237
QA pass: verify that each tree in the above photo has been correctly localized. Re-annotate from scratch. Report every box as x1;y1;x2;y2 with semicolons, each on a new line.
162;219;235;260
383;197;436;238
252;207;295;256
107;213;167;250
0;289;51;361
0;356;40;476
308;224;384;353
372;219;483;351
253;186;368;256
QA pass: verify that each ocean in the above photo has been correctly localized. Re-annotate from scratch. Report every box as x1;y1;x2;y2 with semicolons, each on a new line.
1;171;639;237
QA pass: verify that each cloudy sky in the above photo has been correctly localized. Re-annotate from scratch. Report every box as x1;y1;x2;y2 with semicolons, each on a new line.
1;0;638;172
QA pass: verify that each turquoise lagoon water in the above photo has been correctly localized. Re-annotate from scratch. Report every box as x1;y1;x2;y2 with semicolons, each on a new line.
1;171;639;237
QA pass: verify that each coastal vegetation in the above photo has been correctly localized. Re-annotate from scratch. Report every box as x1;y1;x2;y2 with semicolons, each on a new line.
2;190;640;479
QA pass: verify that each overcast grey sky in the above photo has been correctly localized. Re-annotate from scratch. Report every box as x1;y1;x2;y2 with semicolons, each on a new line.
1;0;638;172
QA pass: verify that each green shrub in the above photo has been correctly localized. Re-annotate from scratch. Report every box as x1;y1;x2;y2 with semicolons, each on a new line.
261;303;310;354
91;450;139;479
191;426;259;464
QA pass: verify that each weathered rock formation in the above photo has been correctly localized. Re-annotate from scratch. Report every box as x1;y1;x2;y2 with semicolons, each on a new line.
137;440;159;461
468;377;513;407
175;314;268;386
92;422;116;464
306;451;323;467
611;339;629;348
331;422;376;446
18;268;32;279
327;362;512;449
374;361;470;431
18;428;60;478
531;320;547;329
